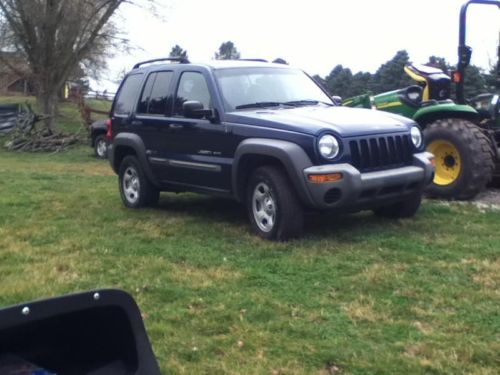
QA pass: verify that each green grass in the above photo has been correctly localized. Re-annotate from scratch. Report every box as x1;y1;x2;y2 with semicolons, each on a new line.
0;147;499;374
0;99;499;374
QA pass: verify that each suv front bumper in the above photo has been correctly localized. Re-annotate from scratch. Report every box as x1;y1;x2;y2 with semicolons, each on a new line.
302;152;434;210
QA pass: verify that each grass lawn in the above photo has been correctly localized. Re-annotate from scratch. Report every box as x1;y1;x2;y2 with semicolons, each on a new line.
0;100;499;374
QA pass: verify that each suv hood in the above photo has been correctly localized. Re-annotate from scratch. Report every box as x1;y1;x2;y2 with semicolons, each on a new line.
226;106;414;137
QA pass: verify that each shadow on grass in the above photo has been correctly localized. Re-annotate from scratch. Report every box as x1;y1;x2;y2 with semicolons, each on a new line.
154;193;410;241
157;193;247;224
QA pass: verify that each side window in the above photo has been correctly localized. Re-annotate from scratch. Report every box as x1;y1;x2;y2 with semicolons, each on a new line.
174;72;212;116
137;73;155;114
113;74;143;115
149;71;173;115
138;71;173;115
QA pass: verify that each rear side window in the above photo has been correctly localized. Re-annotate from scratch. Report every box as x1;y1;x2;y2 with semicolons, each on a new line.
113;74;143;115
138;71;173;115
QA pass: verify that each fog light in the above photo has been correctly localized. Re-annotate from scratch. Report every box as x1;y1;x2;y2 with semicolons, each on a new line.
308;173;343;183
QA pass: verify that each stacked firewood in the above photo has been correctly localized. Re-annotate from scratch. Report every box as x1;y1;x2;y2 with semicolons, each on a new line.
3;103;82;152
5;129;81;152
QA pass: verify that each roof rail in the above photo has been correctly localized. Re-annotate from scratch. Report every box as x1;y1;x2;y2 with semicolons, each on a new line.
133;57;190;69
237;58;268;63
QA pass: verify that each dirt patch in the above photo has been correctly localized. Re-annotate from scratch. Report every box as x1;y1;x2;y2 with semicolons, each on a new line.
434;188;500;211
471;188;500;210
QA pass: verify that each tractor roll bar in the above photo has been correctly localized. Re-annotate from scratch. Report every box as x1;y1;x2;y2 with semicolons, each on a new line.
456;0;500;103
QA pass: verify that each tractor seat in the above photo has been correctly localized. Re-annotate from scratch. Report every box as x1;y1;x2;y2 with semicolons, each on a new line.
405;64;452;101
407;63;446;78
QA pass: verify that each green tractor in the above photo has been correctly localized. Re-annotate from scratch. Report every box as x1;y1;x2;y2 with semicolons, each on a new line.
344;0;500;200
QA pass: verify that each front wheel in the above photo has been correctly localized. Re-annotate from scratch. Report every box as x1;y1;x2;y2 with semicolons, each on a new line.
118;156;159;208
247;166;304;241
424;118;494;200
94;134;108;159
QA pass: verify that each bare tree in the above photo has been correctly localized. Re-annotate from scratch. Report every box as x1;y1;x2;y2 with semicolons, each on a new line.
0;0;138;132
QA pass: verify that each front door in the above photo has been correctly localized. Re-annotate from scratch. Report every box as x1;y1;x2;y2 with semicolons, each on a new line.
152;71;233;192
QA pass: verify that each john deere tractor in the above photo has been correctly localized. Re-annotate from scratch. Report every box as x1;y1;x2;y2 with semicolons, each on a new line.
344;0;500;200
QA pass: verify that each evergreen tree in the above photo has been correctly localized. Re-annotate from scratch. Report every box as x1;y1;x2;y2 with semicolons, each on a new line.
317;50;492;101
169;44;188;60
350;72;372;97
324;65;353;98
463;65;488;98
214;41;240;60
371;50;413;93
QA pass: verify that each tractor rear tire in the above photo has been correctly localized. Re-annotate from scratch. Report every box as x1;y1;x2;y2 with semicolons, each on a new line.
424;118;494;200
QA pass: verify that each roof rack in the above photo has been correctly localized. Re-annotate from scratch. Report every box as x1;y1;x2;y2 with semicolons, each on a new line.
237;58;268;63
133;57;190;69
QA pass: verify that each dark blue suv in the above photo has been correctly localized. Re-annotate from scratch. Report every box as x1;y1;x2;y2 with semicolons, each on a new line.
108;58;435;240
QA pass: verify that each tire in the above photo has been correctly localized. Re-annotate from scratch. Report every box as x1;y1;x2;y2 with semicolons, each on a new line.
118;156;159;208
424;118;495;200
94;134;108;159
374;193;422;219
246;166;304;241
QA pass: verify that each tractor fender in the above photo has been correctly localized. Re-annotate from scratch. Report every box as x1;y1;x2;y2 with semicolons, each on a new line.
413;103;480;128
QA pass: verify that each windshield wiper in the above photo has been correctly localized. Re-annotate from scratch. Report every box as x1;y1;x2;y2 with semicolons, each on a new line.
235;100;333;110
235;101;294;110
284;99;334;107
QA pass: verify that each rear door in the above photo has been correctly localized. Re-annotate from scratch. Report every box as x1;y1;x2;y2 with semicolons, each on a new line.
133;70;175;177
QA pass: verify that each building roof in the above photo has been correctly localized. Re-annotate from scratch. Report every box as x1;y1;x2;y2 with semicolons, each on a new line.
0;51;30;75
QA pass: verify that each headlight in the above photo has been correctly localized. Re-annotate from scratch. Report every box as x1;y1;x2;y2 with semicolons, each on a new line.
410;126;423;148
318;134;340;159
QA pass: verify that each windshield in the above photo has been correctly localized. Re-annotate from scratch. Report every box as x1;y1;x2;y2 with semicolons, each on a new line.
214;67;334;112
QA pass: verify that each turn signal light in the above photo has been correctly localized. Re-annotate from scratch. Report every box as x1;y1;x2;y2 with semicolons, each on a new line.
452;71;462;83
308;173;343;183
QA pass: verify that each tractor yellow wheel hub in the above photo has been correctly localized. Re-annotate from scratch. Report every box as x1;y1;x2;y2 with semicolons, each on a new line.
428;140;462;186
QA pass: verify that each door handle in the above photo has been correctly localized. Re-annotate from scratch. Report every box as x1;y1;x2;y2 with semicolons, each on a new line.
169;124;183;130
131;120;142;126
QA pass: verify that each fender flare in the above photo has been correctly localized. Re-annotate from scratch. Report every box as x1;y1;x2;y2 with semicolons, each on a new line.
111;133;160;187
232;138;315;206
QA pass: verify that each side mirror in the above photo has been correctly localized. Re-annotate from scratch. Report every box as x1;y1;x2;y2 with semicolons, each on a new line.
331;96;343;106
183;100;214;120
0;289;161;375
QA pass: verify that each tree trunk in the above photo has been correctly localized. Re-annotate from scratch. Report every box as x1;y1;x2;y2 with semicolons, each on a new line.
37;86;58;134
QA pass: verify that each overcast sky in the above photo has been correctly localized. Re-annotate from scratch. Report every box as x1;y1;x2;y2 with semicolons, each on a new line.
94;0;499;92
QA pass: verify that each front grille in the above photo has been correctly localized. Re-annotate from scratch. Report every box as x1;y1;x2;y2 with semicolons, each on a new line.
349;134;413;172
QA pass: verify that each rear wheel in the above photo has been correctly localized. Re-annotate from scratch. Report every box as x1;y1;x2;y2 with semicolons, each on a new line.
424;118;494;200
118;156;159;208
247;166;303;241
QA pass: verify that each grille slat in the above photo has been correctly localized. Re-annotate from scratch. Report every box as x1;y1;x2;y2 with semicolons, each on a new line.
379;137;389;165
349;134;413;172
